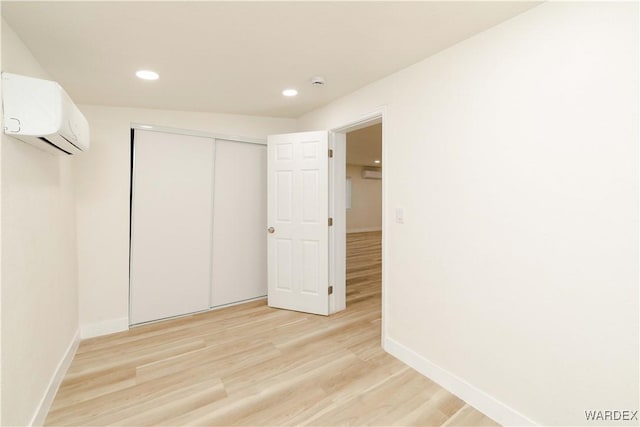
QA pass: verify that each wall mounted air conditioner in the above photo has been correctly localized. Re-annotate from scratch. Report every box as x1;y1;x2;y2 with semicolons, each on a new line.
361;168;382;180
2;72;90;155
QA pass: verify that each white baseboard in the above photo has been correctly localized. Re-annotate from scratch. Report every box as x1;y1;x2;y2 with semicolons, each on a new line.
384;337;537;426
30;328;80;427
80;317;129;339
347;227;382;233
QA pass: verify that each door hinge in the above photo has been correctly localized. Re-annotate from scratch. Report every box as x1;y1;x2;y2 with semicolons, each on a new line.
328;285;334;295
328;217;333;226
328;149;333;158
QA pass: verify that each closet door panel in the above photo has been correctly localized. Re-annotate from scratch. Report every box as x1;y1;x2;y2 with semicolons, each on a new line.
211;140;267;307
130;130;213;325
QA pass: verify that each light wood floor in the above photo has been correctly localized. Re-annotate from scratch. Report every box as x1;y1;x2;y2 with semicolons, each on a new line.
46;231;499;426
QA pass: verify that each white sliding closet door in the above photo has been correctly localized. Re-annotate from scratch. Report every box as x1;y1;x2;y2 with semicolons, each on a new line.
130;130;214;325
211;140;267;307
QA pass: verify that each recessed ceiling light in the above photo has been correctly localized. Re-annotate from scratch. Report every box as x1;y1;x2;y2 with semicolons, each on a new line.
374;160;381;164
136;70;159;80
282;89;298;97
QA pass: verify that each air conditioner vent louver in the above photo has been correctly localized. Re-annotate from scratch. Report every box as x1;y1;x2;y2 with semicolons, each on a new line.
361;168;382;180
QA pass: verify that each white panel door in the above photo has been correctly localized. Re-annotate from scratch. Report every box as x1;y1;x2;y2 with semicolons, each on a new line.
211;140;267;307
130;130;213;325
267;131;329;315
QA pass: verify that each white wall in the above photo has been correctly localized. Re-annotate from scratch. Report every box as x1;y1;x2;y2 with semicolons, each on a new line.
1;19;80;426
346;164;382;233
298;3;638;426
75;105;295;337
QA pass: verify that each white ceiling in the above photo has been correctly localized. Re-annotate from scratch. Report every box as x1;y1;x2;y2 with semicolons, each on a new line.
347;123;382;167
1;1;539;118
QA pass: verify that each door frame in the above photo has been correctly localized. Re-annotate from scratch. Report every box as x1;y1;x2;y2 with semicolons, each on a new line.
328;108;387;344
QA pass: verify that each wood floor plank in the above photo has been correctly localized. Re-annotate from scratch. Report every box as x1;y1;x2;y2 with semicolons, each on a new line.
443;404;502;427
45;231;499;426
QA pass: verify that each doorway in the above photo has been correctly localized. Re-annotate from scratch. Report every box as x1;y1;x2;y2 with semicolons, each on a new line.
329;113;385;341
344;123;383;320
264;114;385;332
345;123;382;234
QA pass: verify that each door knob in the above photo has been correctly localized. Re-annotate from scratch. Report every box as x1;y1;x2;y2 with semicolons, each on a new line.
268;227;275;234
